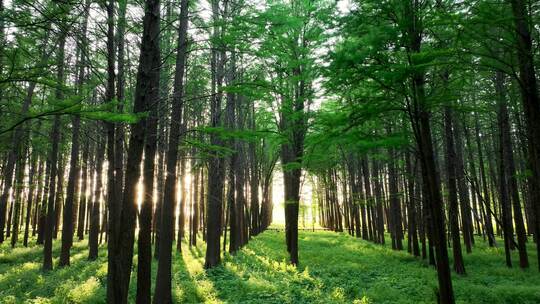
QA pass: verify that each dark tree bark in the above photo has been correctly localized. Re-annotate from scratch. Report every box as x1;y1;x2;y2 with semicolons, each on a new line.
59;4;88;262
10;143;27;248
190;161;199;247
388;146;403;250
53;153;65;240
107;0;162;302
372;158;385;244
205;0;226;269
177;157;187;251
23;152;39;247
0;75;36;244
77;138;90;241
361;157;375;241
42;30;67;271
136;43;161;304
249;103;260;236
453;116;474;251
443;107;466;274
508;0;540;271
153;0;187;301
88;133;105;261
404;1;454;299
59;107;80;266
37;158;51;245
103;0;122;297
405;151;420;256
473;113;496;246
495;70;528;268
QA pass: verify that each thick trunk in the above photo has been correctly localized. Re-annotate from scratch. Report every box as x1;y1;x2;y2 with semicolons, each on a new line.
137;60;160;304
282;165;301;265
107;0;161;302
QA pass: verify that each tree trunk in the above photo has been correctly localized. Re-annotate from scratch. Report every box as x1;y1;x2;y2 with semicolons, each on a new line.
88;132;105;261
443;107;466;274
508;0;540;271
495;70;528;268
42;31;67;271
152;0;187;301
204;0;225;269
107;0;162;302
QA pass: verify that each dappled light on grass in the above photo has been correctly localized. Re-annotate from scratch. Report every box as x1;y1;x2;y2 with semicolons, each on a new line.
0;239;108;303
1;231;540;303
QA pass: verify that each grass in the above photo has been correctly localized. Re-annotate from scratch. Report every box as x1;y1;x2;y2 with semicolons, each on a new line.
1;230;539;303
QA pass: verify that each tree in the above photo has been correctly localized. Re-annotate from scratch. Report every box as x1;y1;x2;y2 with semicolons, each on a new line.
107;0;161;301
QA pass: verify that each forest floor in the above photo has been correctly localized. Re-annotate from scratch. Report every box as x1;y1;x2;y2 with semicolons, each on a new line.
0;229;539;304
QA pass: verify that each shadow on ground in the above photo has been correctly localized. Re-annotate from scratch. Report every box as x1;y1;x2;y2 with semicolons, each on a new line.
1;231;539;303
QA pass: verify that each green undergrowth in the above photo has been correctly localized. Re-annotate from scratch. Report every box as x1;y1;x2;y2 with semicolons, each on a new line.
1;230;539;303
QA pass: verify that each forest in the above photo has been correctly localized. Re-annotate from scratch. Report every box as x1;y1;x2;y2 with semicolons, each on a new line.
1;0;540;303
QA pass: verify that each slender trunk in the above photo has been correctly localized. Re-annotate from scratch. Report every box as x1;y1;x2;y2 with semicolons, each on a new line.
77;139;90;240
453;116;473;252
153;0;187;301
10;145;27;248
405;2;454;297
89;132;105;261
495;70;528;268
24;154;39;246
443;107;466;274
474;114;496;246
42;31;67;271
204;0;225;269
388;146;403;250
508;0;540;271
